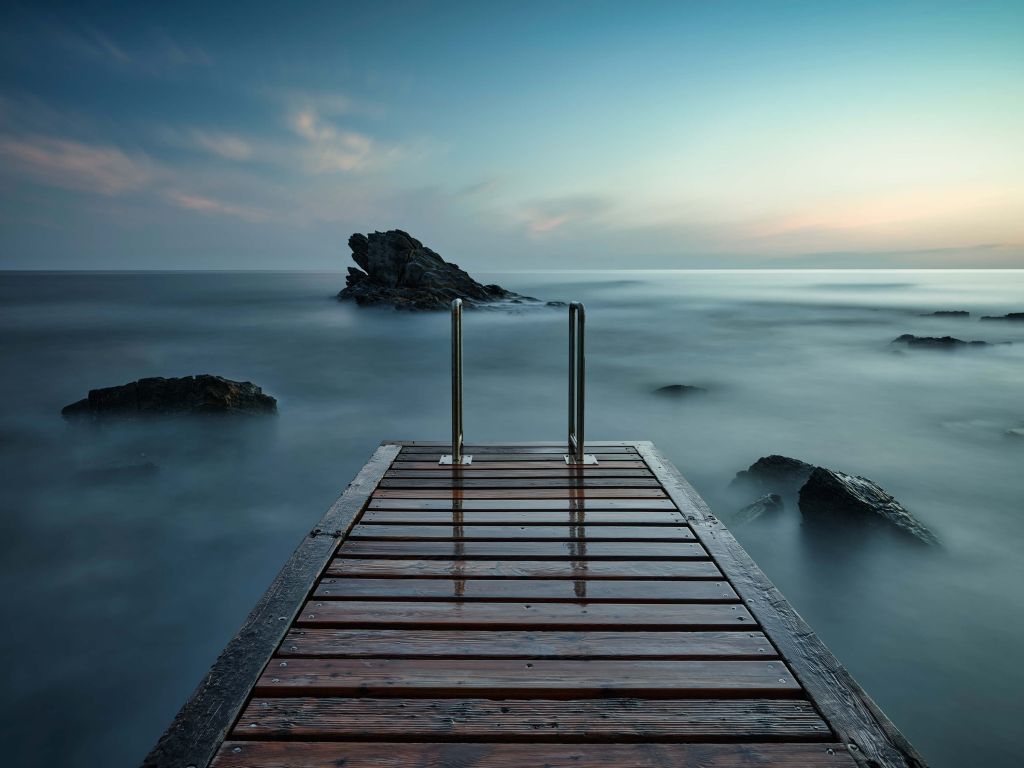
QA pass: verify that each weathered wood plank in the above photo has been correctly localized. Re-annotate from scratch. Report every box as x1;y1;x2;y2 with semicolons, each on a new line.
141;443;401;768
293;600;756;629
369;498;678;510
360;510;686;525
278;628;776;659
348;524;696;541
253;658;799;697
394;453;639;463
233;697;829;741
386;468;655;478
372;488;668;499
400;445;639;454
326;558;722;580
213;741;857;767
312;577;737;603
637;442;928;768
336;540;708;559
393;460;649;470
379;478;664;489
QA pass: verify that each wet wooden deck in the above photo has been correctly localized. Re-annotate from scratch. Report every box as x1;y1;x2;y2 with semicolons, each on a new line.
144;441;927;768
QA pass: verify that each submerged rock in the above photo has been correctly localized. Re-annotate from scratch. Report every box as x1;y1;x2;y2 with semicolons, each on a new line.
62;375;277;420
654;384;708;397
338;230;529;310
921;310;969;317
734;493;784;525
731;455;815;494
980;312;1024;321
891;334;1005;348
798;467;938;545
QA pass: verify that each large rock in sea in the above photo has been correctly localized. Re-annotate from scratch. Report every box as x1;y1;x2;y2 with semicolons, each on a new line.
731;455;815;494
980;312;1024;321
61;375;277;420
798;467;938;545
338;230;525;310
733;493;784;525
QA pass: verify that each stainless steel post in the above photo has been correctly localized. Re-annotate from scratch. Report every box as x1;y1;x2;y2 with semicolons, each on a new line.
441;299;470;464
567;303;596;464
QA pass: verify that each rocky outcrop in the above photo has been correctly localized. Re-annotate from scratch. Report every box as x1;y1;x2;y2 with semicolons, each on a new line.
654;384;707;397
891;334;1006;348
62;375;277;420
980;312;1024;321
731;455;815;494
338;230;528;310
798;467;938;545
921;310;969;317
734;493;784;525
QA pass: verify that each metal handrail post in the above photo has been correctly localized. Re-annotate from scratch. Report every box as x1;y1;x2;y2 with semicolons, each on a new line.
567;303;596;464
441;299;471;465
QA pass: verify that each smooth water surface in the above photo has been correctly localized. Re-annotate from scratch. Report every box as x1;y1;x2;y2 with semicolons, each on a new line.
0;270;1022;766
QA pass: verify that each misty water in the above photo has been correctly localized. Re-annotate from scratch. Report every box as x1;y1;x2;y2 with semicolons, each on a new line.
0;269;1022;767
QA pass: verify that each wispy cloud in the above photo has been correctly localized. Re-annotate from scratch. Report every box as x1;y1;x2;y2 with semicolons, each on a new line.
288;106;383;173
164;190;270;222
171;129;253;161
0;135;155;195
518;195;612;236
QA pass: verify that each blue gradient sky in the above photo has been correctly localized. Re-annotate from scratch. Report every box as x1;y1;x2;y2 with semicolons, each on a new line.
1;1;1022;269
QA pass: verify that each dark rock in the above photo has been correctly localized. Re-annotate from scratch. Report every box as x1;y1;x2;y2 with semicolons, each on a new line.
546;301;569;308
921;310;969;317
733;493;784;525
731;455;815;494
654;384;707;397
891;334;1006;348
75;462;159;483
337;229;528;310
62;375;277;420
980;312;1024;321
799;467;938;545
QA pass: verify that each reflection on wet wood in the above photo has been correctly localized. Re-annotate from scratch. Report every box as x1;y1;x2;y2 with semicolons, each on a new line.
326;558;722;580
361;510;686;525
348;524;696;541
337;540;708;559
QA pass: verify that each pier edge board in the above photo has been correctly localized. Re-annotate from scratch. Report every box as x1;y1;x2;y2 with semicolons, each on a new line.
140;443;401;768
636;441;929;768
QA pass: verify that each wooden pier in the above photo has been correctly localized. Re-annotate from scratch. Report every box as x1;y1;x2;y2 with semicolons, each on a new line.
145;441;927;768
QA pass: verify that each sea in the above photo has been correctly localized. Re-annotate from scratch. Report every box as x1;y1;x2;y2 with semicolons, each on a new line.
0;269;1022;767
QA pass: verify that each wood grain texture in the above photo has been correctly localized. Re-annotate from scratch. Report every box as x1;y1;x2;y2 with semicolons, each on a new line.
336;540;708;559
213;740;857;767
326;558;722;580
372;488;668;499
278;629;777;659
360;510;686;525
393;460;649;470
638;442;928;767
378;478;663;489
233;697;830;741
253;658;800;697
386;468;655;478
400;445;639;454
347;524;696;541
293;599;756;629
312;577;737;603
369;498;678;510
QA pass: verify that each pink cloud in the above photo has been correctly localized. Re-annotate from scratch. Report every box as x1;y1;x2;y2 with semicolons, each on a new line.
165;190;269;222
0;135;154;195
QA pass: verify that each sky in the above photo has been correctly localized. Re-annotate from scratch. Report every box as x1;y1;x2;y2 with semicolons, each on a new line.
1;1;1022;270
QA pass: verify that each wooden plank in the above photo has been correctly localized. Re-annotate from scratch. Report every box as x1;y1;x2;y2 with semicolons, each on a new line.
379;478;663;489
400;445;639;454
293;600;756;629
214;741;857;767
386;468;655;478
369;498;678;510
348;524;696;541
336;540;708;559
372;488;668;499
360;510;686;525
393;460;649;470
253;658;800;697
234;697;830;741
326;558;722;580
141;443;401;768
278;628;777;659
312;578;738;603
395;453;639;463
637;442;928;768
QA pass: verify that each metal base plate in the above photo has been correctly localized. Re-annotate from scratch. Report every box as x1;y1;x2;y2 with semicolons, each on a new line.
565;454;599;465
439;455;473;465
